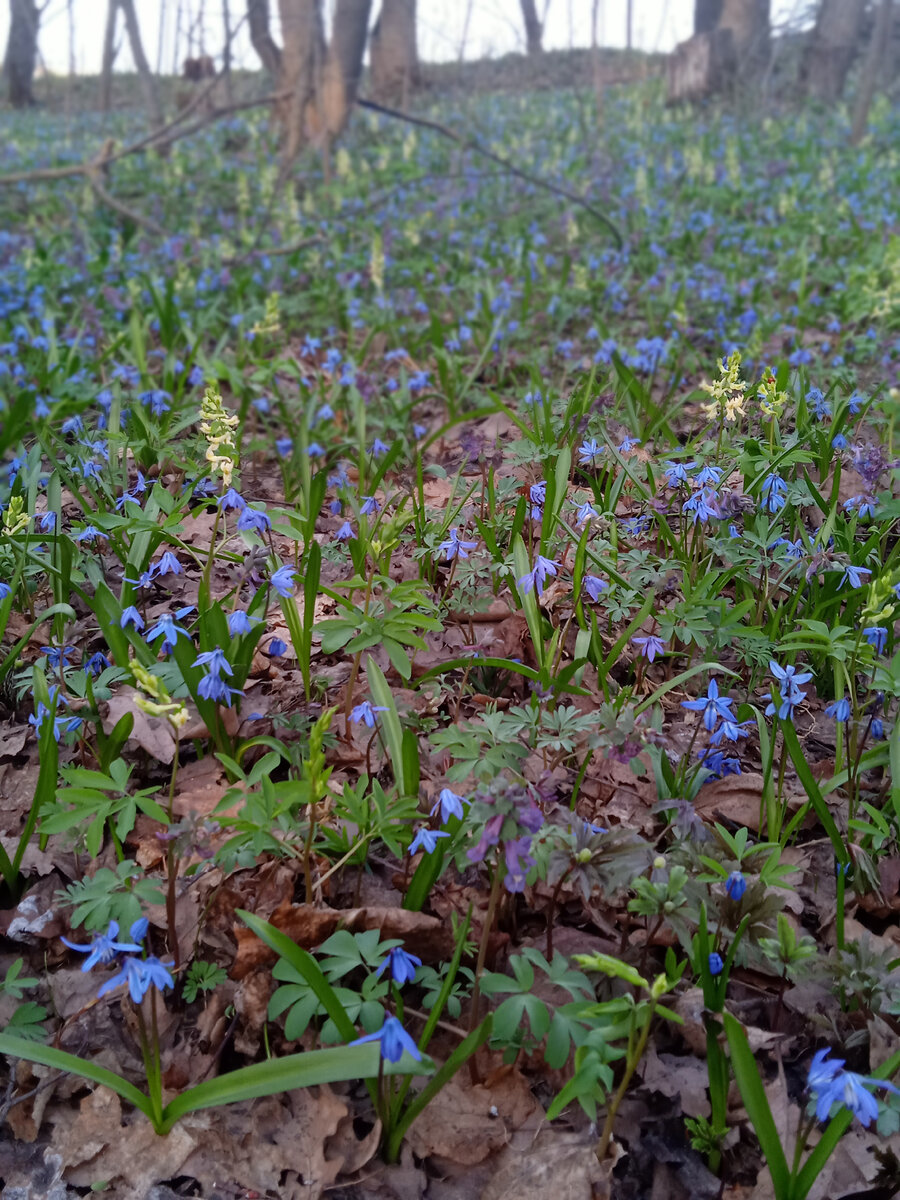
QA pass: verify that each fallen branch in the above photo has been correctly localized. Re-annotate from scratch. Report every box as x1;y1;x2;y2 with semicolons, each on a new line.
355;94;624;249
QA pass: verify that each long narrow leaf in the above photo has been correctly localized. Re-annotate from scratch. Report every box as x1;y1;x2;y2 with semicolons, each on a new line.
723;1012;791;1199
0;1032;150;1116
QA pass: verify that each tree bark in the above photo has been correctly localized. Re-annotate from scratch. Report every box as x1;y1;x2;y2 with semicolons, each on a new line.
694;0;722;35
248;0;282;73
321;0;372;135
118;0;163;124
718;0;770;73
370;0;417;104
278;0;325;160
801;0;867;102
101;0;118;112
4;0;40;107
851;0;893;144
519;0;542;56
222;0;234;100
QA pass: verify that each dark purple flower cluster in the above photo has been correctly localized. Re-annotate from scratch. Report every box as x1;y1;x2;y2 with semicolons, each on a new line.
465;780;544;894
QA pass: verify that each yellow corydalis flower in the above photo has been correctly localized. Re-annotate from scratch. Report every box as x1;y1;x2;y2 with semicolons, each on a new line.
700;350;747;423
2;496;29;536
199;386;239;489
757;372;787;420
132;662;189;731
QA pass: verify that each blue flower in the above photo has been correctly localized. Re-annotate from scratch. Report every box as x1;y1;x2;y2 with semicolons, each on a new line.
97;955;175;1004
663;460;695;487
0;582;11;601
709;718;753;745
193;647;233;677
832;434;848;450
764;661;813;721
808;1049;900;1127
370;438;389;459
334;521;354;541
197;673;243;706
219;488;247;511
708;952;724;976
61;919;145;971
578;438;605;467
120;606;145;631
236;507;271;534
437;528;477;561
360;496;380;516
431;788;467;822
40;644;76;669
375;947;422;986
825;697;852;722
632;634;666;662
584;575;607;602
517;555;560;597
350;701;388;728
84;651;111;677
349;1014;422;1063
154;552;182;577
760;474;788;514
145;613;192;647
227;610;259;637
574;501;598;526
267;638;288;657
682;678;734;732
725;871;746;901
270;564;296;598
409;827;450;855
837;564;871;590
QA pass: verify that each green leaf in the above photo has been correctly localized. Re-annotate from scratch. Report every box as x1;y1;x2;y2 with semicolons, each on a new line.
0;1032;151;1117
722;1013;790;1199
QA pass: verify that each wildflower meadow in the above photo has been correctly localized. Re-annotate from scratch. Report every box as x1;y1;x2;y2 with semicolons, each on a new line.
1;4;900;1196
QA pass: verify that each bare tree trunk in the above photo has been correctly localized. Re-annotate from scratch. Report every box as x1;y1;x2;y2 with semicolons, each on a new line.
101;0;118;112
157;0;167;73
694;0;722;35
321;0;372;135
222;0;234;100
801;0;867;102
458;0;474;64
248;0;282;73
119;0;163;123
626;0;632;49
370;0;417;104
851;0;893;144
4;0;40;107
718;0;770;73
519;0;542;55
278;0;325;160
590;0;602;123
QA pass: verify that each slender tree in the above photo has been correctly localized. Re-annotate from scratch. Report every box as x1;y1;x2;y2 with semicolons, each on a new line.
519;0;543;56
370;0;417;104
100;0;118;112
801;0;867;102
851;0;894;144
717;0;770;71
3;0;41;107
248;0;282;73
119;0;163;124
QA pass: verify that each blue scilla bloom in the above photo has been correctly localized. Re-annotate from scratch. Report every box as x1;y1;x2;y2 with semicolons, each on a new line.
97;954;175;1004
74;525;106;543
431;787;467;822
236;506;271;534
270;564;296;597
198;673;242;706
698;748;742;778
837;564;871;590
832;433;848;450
826;697;852;722
40;644;75;670
695;465;723;486
227;610;259;637
145;613;192;647
663;460;696;487
360;496;380;516
193;647;233;677
409;827;450;855
709;717;753;745
437;528;477;561
275;437;293;458
84;651;111;677
578;438;605;468
584;575;607;603
335;521;354;541
683;487;720;525
61;919;146;970
350;700;388;728
370;438;389;459
154;552;182;577
350;1014;422;1063
517;555;560;597
844;494;877;520
575;500;598;526
725;871;747;901
375;947;422;987
808;1048;900;1127
219;488;246;511
760;473;788;514
0;581;10;602
267;638;288;657
38;511;56;533
682;678;734;732
864;628;892;657
708;952;724;976
120;606;144;631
